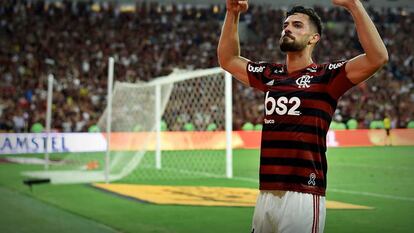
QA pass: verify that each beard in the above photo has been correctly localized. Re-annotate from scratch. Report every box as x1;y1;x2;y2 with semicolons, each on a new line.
279;36;307;52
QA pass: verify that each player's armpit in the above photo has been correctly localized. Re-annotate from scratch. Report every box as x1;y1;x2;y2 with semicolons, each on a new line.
344;53;388;84
220;56;250;86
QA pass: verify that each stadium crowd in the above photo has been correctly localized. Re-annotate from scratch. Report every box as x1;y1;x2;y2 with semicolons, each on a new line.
0;0;413;132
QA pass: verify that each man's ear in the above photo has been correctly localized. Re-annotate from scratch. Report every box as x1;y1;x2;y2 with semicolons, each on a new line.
309;33;321;45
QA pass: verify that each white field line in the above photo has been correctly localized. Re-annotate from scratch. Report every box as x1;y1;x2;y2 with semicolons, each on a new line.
232;176;414;202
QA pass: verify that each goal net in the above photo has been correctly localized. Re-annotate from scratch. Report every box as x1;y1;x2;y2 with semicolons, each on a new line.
23;67;233;184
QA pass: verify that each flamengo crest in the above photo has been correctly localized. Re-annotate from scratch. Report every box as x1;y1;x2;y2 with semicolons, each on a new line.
296;75;313;88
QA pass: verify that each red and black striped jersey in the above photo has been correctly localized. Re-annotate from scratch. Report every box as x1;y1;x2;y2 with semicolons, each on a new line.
246;61;355;196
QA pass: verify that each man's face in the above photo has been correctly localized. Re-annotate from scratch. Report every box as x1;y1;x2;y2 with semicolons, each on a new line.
279;13;316;52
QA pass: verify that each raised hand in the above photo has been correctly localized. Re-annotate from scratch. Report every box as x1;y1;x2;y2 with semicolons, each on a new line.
332;0;359;9
226;0;249;13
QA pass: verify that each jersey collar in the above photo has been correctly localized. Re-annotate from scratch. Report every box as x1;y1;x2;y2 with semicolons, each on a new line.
284;63;318;75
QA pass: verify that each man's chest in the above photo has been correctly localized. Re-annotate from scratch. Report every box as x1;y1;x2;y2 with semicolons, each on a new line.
264;71;331;100
262;71;333;117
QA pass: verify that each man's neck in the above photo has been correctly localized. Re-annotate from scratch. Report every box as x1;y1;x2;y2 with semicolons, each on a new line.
285;51;314;74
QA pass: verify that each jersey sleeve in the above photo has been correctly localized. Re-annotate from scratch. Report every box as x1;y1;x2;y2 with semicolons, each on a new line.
246;61;273;92
326;60;356;99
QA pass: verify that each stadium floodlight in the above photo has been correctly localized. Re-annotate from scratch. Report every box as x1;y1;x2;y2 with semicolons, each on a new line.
23;65;233;184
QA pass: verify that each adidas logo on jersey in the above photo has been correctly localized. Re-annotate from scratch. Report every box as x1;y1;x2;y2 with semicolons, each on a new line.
306;67;318;73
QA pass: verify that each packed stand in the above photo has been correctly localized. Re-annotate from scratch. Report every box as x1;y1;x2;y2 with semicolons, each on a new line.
0;0;413;132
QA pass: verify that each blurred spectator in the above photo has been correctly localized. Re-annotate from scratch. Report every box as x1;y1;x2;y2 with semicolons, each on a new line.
0;0;413;131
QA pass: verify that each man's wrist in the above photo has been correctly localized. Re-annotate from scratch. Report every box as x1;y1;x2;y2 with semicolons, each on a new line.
226;10;241;16
344;0;363;12
226;10;241;23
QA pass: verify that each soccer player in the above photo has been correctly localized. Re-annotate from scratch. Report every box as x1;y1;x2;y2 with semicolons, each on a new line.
217;0;388;232
383;115;392;146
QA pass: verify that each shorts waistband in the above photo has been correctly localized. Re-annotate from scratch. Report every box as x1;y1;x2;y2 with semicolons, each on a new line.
260;190;287;198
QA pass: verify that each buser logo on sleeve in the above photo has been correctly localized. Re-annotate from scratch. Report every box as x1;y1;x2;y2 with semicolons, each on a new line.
248;64;265;73
328;61;346;70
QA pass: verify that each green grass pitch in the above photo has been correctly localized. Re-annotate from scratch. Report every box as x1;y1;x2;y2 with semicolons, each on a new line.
0;146;413;233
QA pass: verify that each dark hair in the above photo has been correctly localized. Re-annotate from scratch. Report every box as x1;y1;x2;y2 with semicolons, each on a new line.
286;6;323;36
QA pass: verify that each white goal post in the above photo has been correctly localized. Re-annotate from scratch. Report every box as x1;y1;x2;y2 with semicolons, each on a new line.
23;63;233;184
148;68;233;179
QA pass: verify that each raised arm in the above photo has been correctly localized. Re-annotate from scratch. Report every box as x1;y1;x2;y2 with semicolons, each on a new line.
333;0;389;84
217;0;250;86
